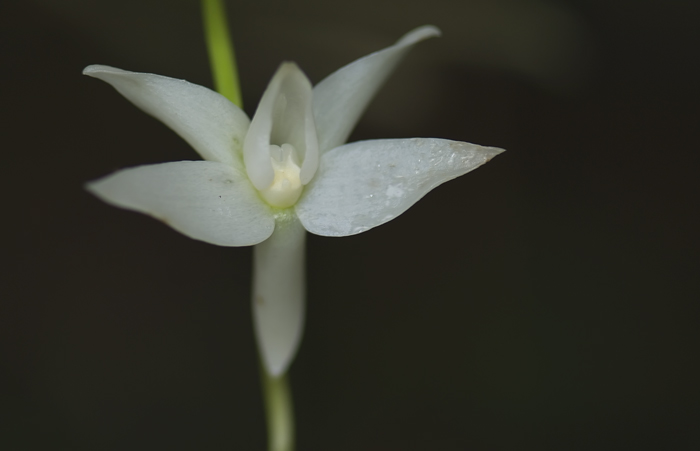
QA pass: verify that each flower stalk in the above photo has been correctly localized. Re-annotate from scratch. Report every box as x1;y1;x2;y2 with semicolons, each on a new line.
201;0;243;107
261;367;295;451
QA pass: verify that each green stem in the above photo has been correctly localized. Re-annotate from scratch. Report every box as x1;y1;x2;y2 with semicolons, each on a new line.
261;368;295;451
201;0;243;107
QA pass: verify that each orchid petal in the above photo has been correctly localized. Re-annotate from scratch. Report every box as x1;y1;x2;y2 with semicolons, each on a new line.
87;161;275;246
296;138;504;236
244;63;318;190
84;65;250;167
312;25;441;153
252;213;306;376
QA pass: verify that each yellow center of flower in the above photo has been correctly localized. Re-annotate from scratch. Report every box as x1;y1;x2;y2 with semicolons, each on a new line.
259;143;303;208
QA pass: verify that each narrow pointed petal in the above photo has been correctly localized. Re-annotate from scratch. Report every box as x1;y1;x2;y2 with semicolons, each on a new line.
296;138;504;236
84;65;250;167
312;25;441;153
87;161;275;246
252;214;306;376
244;63;318;190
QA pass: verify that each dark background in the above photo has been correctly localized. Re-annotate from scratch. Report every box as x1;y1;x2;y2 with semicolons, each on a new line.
2;0;698;449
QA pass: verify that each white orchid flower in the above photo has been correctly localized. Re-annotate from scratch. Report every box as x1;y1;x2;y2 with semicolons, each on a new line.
85;25;504;376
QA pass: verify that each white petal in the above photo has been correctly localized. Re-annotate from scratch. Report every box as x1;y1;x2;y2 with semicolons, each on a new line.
296;138;504;236
252;213;306;376
87;161;275;246
244;63;318;190
83;65;250;167
312;25;441;153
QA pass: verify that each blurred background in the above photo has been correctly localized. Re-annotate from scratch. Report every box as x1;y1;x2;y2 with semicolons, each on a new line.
1;0;698;449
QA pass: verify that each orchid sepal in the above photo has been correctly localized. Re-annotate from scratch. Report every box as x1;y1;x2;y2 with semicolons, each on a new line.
295;138;504;237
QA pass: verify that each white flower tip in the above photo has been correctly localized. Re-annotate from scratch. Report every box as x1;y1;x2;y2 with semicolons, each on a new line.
264;354;289;377
278;61;302;74
84;178;101;198
396;25;442;46
84;172;130;210
271;62;313;93
82;64;101;76
483;145;506;160
84;175;122;207
82;64;121;77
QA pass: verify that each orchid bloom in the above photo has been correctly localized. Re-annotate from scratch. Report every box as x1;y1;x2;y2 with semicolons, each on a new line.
85;25;504;376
